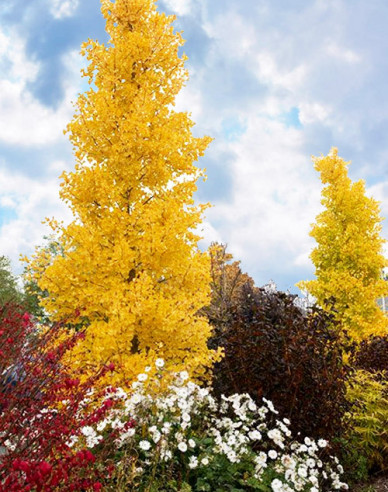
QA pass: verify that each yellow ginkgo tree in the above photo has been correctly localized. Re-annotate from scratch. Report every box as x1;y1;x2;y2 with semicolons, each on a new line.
27;0;220;384
297;148;388;341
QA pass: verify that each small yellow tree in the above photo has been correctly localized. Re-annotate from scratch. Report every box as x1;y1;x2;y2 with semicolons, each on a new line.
27;0;219;384
297;148;388;341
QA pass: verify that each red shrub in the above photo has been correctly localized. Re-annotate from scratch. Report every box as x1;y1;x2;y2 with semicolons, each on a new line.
0;304;118;491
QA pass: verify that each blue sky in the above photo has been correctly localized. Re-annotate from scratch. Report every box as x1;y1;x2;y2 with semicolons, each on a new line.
0;0;388;293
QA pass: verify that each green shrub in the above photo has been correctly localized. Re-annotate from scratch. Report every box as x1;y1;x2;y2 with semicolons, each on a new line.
345;369;388;473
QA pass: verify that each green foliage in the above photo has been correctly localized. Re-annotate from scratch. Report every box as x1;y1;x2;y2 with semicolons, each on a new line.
22;236;64;320
0;256;23;306
344;336;388;477
210;283;352;442
345;369;388;473
0;255;39;315
336;436;370;485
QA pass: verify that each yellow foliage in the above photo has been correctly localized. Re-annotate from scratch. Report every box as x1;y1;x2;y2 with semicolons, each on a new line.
297;148;388;341
346;370;388;471
27;0;220;386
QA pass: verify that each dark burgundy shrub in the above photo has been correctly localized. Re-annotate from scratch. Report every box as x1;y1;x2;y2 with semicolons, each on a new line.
352;335;388;375
0;304;119;492
210;284;352;442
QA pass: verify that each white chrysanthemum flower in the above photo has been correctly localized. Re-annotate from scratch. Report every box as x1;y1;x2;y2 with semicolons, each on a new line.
281;455;295;469
268;450;278;459
268;428;282;440
249;430;262;440
297;466;308;478
189;456;198;468
175;431;184;442
256;451;267;464
152;430;161;443
248;400;257;412
188;438;196;448
181;412;191;422
178;441;188;452
227;450;238;463
306;458;316;468
263;398;278;414
271;478;283;491
179;370;189;381
96;420;109;432
81;426;95;437
155;358;165;368
139;440;151;451
131;393;142;404
198;388;209;398
162;422;172;434
138;373;148;382
201;457;209;466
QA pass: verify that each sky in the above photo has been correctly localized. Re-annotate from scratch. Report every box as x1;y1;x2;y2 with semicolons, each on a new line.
0;0;388;294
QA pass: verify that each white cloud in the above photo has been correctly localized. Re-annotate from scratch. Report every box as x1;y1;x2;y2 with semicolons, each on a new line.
299;102;332;125
255;52;307;92
326;42;361;64
202;114;322;286
0;165;72;272
203;12;257;58
49;0;79;20
0;30;83;146
174;78;204;125
367;181;388;219
0;28;39;82
162;0;193;16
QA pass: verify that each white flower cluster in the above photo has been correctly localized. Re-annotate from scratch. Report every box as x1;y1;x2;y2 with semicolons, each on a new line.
73;361;348;491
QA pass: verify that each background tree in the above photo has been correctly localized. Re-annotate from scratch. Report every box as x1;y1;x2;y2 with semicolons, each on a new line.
202;242;255;345
297;148;388;341
0;255;40;314
0;256;23;306
27;0;219;384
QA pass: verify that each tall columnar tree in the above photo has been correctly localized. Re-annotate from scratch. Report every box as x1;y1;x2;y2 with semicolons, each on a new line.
297;148;388;341
27;0;219;384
